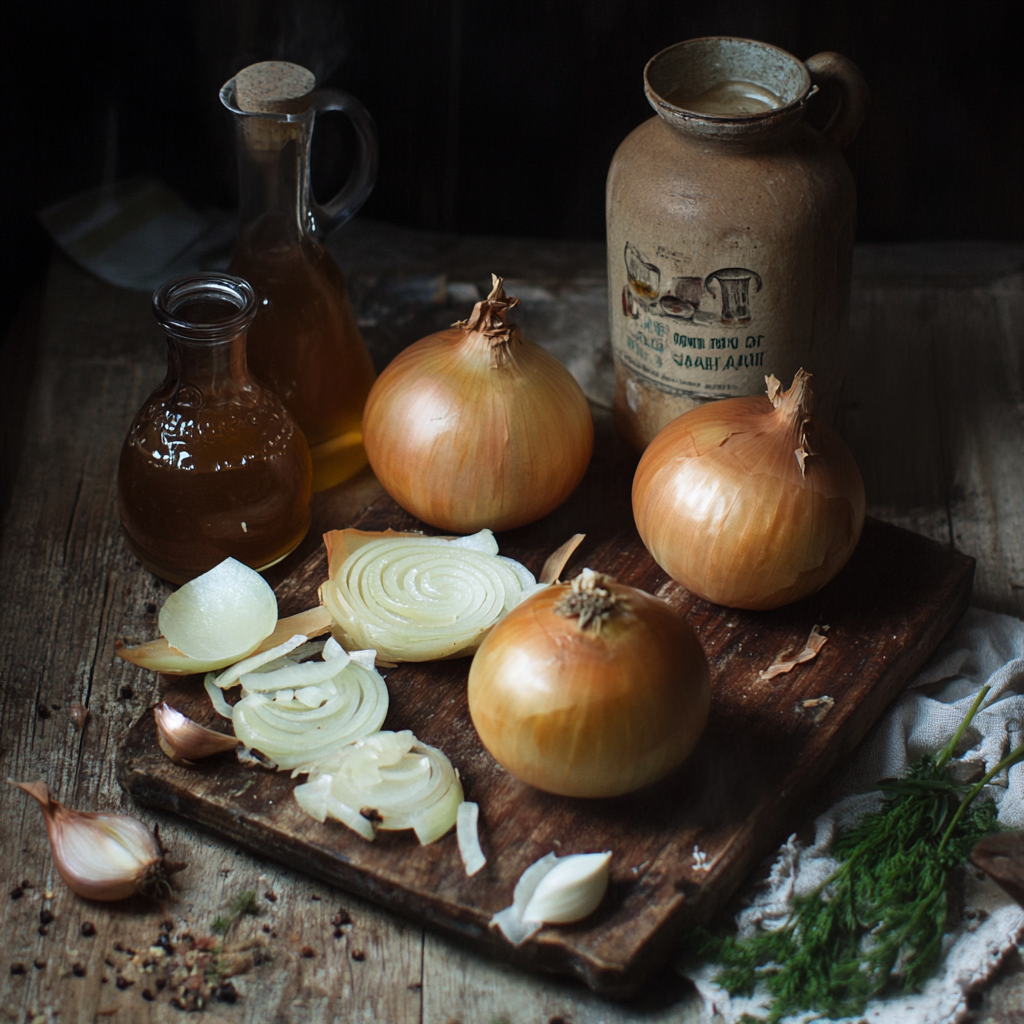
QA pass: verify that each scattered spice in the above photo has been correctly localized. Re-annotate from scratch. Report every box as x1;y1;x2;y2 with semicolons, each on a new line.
39;908;54;925
142;989;155;1001
38;926;49;936
70;702;90;730
300;946;316;958
115;976;134;989
351;949;365;961
72;962;86;977
21;879;33;889
331;909;351;926
36;703;51;719
264;889;277;903
10;886;23;899
145;602;158;615
211;889;259;936
118;685;134;700
310;893;321;901
333;928;344;939
10;963;26;976
214;982;238;1004
33;960;46;970
81;921;96;937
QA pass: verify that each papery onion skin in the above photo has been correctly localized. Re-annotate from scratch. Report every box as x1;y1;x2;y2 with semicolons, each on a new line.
362;276;594;533
468;573;710;798
632;370;866;611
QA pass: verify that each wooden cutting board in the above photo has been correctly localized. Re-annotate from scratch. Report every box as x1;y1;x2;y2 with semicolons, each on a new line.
118;494;973;997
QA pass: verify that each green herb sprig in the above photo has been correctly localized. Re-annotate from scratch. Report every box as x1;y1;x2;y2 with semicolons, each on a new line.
211;889;259;936
687;685;1022;1023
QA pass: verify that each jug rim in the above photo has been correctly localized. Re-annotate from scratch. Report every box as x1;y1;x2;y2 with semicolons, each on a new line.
644;36;815;138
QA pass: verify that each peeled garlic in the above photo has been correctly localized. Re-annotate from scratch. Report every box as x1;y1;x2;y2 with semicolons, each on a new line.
11;780;184;901
492;850;611;945
158;557;278;664
154;703;238;763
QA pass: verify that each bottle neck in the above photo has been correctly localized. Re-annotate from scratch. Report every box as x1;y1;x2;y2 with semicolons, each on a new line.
234;112;315;252
166;333;255;406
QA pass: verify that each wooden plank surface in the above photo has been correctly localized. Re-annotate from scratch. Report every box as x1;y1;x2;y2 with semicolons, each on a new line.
119;489;973;996
1;235;1020;1022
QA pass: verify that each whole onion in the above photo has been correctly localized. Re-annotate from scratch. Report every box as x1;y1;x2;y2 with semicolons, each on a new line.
468;569;710;798
632;370;865;610
362;276;593;533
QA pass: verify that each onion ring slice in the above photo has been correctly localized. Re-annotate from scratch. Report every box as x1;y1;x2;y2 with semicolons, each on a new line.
295;730;463;844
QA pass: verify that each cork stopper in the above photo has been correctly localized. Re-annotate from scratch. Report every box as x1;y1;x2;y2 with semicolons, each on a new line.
234;61;316;115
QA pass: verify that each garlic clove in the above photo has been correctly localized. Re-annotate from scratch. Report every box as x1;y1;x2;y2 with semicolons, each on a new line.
154;703;238;763
11;780;184;901
492;851;612;945
522;851;611;924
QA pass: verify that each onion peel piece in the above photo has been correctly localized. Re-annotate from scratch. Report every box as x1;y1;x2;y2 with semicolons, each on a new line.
116;606;333;675
457;801;486;876
759;624;830;680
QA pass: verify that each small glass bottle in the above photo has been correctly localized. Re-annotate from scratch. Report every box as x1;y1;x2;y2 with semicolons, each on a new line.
221;61;379;492
118;273;313;584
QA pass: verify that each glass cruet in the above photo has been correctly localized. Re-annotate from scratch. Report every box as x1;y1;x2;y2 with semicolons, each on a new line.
118;273;313;584
221;61;379;492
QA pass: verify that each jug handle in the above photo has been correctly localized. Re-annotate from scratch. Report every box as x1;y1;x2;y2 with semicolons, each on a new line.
308;88;379;237
804;52;869;149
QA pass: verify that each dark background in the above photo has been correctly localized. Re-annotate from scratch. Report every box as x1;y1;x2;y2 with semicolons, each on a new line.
2;0;1022;339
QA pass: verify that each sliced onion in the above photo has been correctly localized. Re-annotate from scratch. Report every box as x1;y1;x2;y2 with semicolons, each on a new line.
295;730;463;844
158;558;277;663
491;852;557;945
210;634;309;690
320;529;535;662
231;662;388;772
457;801;486;876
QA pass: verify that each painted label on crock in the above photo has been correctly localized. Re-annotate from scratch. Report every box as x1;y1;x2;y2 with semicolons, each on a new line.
612;241;778;398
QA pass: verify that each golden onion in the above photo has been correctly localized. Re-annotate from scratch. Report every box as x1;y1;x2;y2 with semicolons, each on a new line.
632;370;865;610
362;275;593;533
468;569;710;798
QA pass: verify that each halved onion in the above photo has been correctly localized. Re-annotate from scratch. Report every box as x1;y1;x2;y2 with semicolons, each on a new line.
116;607;333;675
159;558;278;663
294;730;463;844
319;528;536;662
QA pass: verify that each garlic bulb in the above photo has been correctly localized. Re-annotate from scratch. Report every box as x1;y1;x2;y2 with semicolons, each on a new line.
12;780;184;901
362;275;594;533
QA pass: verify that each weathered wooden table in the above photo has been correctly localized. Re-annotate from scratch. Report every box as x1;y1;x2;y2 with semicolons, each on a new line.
1;225;1020;1023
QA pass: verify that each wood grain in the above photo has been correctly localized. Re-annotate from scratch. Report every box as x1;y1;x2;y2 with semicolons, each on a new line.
119;491;973;996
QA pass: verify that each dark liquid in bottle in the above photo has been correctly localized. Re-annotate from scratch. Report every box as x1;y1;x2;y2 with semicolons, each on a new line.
119;396;311;584
230;240;377;492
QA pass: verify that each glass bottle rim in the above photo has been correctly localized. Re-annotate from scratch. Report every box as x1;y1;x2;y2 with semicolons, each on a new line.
153;273;258;342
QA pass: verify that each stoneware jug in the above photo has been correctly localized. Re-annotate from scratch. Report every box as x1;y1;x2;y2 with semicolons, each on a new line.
606;37;868;449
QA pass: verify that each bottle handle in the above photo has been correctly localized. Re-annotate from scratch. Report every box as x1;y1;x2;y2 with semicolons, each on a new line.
804;52;869;149
308;88;379;237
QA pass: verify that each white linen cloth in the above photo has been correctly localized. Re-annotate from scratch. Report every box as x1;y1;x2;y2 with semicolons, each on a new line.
684;607;1024;1024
